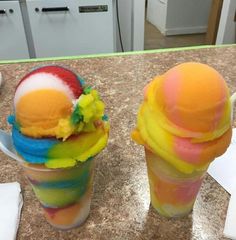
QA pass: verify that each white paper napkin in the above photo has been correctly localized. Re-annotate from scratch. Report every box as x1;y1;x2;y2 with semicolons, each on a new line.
224;187;236;240
0;182;23;240
208;128;236;194
208;128;236;239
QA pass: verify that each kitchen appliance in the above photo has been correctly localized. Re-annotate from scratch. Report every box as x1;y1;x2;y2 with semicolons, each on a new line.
23;0;116;58
0;0;29;60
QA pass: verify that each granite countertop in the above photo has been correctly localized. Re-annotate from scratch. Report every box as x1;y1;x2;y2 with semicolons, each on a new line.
0;46;235;240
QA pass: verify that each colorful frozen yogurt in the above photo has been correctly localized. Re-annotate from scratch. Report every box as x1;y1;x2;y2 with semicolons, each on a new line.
8;65;109;228
132;62;232;217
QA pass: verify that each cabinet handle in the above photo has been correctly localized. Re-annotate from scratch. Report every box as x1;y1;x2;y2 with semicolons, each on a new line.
0;9;6;14
40;7;69;12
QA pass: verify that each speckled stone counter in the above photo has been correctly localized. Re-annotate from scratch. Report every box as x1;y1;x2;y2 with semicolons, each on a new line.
0;46;236;240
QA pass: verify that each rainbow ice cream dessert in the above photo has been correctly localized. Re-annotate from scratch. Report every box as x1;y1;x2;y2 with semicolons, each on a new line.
131;62;232;217
8;65;109;228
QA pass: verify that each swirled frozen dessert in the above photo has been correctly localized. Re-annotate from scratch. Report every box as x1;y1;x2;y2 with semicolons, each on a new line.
8;65;109;228
131;62;232;217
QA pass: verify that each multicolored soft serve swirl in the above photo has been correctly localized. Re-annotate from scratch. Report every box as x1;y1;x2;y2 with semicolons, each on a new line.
132;62;232;174
9;65;109;168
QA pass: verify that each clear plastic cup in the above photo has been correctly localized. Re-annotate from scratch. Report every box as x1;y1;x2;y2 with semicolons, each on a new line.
145;149;206;217
21;158;95;229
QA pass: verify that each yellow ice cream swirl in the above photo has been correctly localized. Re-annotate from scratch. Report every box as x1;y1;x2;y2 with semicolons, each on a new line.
57;88;108;141
132;63;232;174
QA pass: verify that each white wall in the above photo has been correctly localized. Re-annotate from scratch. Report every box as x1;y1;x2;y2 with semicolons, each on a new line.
147;0;212;36
216;0;236;44
166;0;212;35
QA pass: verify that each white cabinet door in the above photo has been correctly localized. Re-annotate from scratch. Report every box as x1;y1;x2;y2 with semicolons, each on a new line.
0;1;29;60
147;0;167;35
26;0;115;58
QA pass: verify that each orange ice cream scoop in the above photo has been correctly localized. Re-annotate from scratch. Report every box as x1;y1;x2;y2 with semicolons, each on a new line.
14;66;84;138
148;62;231;142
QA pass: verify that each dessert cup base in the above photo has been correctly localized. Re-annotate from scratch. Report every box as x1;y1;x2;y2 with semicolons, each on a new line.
46;210;90;230
145;148;204;218
44;199;91;230
151;202;193;218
